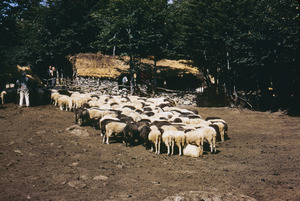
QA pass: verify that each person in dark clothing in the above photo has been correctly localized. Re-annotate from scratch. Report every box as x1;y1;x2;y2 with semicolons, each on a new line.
51;66;57;87
47;66;52;87
16;72;30;107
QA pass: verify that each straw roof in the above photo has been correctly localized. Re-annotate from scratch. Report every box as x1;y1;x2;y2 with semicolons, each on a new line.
68;53;129;78
68;53;202;79
126;57;201;78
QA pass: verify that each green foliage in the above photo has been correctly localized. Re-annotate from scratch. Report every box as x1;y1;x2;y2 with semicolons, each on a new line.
91;0;169;60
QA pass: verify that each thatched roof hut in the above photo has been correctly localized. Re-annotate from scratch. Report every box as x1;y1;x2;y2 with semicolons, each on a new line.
67;52;204;90
68;53;202;77
67;53;129;79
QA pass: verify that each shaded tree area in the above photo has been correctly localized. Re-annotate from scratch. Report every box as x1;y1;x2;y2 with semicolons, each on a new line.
0;0;299;114
0;0;99;83
171;0;299;114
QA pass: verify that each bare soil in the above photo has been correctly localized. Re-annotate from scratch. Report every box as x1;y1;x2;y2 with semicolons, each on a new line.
0;103;299;201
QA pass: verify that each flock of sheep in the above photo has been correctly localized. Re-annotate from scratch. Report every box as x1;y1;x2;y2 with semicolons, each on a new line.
51;89;228;158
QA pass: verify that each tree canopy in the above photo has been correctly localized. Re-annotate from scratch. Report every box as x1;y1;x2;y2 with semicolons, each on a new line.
0;0;299;113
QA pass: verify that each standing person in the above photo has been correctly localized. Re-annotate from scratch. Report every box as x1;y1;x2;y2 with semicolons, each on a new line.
47;66;52;87
51;66;57;87
16;72;30;107
122;75;128;86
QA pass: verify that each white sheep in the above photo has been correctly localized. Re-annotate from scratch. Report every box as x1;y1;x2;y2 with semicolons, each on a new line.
103;121;127;144
153;111;174;120
172;131;186;156
99;115;120;136
88;99;105;107
128;111;144;122
185;130;204;151
207;118;228;142
73;96;91;109
57;95;72;111
161;125;179;131
183;144;203;157
51;91;60;106
194;126;217;153
88;108;113;120
148;125;162;155
162;130;175;156
188;117;206;125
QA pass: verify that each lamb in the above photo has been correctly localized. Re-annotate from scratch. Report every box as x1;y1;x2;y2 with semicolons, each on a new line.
148;126;162;155
103;121;127;144
183;144;203;157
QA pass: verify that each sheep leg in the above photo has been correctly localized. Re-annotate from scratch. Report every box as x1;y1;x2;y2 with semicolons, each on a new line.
106;132;110;144
155;142;158;154
171;139;174;155
178;144;182;156
221;133;225;142
213;137;216;153
102;134;106;144
167;143;170;156
156;137;161;155
154;138;158;154
158;142;161;155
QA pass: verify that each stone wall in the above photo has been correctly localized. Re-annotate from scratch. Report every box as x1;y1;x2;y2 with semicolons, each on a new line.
66;77;198;106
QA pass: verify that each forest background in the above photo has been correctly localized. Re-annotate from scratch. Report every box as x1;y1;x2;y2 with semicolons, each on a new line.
0;0;299;114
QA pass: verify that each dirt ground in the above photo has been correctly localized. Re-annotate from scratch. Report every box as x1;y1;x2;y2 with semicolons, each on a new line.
0;103;299;201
